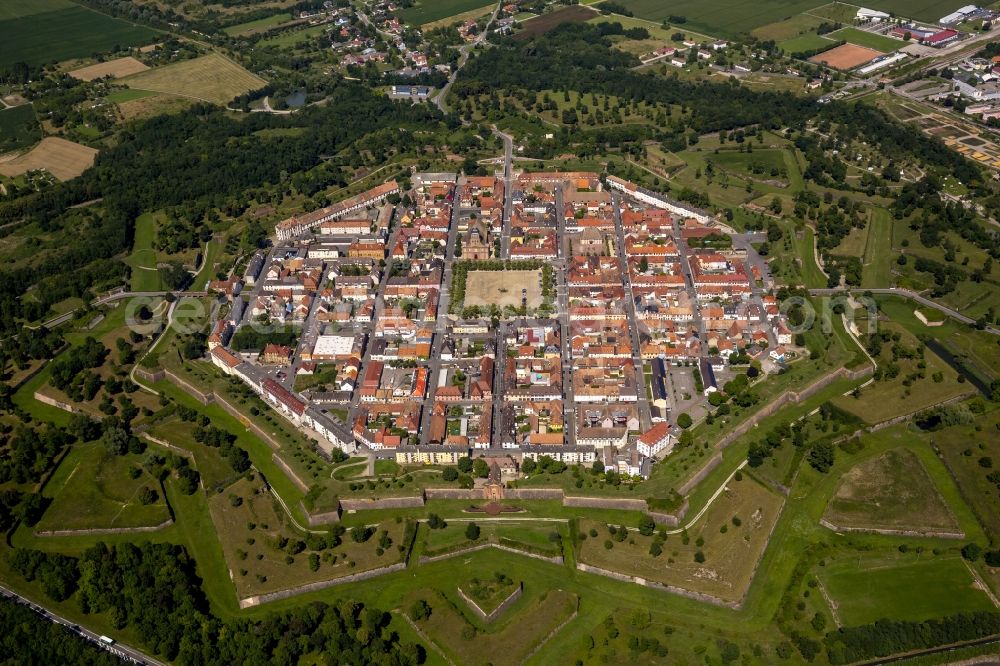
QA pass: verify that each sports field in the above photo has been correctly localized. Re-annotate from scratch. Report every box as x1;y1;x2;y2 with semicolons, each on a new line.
0;2;156;68
823;448;959;533
0;104;40;153
121;53;267;106
0;137;97;181
809;43;882;69
831;26;902;53
69;56;149;81
818;555;995;625
397;0;496;27
464;270;543;308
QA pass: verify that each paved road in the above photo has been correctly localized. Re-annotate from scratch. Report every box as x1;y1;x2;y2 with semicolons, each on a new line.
809;287;1000;336
432;1;502;114
610;191;652;431
0;583;162;665
27;289;209;332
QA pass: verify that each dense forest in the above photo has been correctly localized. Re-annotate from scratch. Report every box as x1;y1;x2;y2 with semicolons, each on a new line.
458;24;984;187
0;84;444;332
0;596;121;665
10;542;424;664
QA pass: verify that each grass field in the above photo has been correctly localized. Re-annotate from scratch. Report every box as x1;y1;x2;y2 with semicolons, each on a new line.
933;407;1000;539
258;24;328;48
0;104;40;152
807;2;863;22
464;270;542;308
835;219;869;257
0;137;97;181
223;12;292;36
121;53;267;106
751;13;825;42
818;555;995;625
831;317;970;424
0;5;156;68
407;587;578;666
830;26;902;52
69;56;149;81
35;443;171;532
823;448;960;533
397;0;496;27
209;476;407;600
125;211;166;291
418;520;565;557
861;208;892;287
421;2;495;30
116;92;194;122
106;88;159;104
0;0;74;20
780;33;836;54
578;476;783;603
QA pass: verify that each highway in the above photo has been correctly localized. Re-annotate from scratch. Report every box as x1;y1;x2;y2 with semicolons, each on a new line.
0;583;163;665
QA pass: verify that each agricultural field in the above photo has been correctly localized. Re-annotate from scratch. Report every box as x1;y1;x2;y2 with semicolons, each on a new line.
0;3;156;68
830;26;903;52
34;443;171;532
209;476;408;600
396;0;496;27
817;554;996;626
405;586;578;666
614;0;831;38
69;56;149;81
120;53;267;106
0;104;40;153
0;137;97;181
578;475;783;603
464;270;542;308
515;5;598;40
613;0;973;37
822;448;960;533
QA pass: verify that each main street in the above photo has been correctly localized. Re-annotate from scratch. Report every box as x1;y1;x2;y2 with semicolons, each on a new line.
611;192;652;431
418;193;463;444
553;185;576;439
